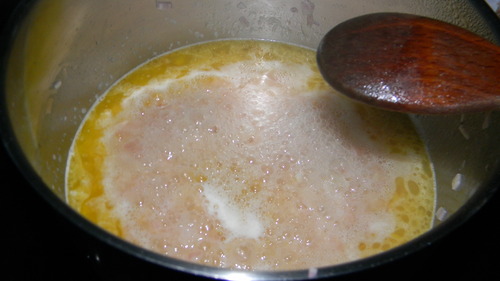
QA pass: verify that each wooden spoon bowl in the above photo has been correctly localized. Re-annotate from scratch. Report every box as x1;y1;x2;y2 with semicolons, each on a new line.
317;13;500;114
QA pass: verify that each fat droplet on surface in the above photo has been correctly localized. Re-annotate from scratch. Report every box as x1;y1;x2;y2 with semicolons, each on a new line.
156;1;173;10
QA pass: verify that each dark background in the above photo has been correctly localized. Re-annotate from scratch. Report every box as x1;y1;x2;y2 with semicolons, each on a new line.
1;1;499;280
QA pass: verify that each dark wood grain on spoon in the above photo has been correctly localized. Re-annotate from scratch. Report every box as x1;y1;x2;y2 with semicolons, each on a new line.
317;13;500;114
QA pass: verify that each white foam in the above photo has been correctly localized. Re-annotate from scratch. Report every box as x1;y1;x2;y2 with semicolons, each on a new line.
202;183;264;240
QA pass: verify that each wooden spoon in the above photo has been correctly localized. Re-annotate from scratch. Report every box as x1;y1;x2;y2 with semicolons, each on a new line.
316;13;500;114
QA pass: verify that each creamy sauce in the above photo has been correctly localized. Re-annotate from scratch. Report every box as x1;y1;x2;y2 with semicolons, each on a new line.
66;40;435;270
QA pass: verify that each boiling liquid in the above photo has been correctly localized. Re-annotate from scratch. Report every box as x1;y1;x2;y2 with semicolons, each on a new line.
66;40;435;270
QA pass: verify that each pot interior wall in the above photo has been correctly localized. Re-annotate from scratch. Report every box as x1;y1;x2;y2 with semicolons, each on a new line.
4;0;500;241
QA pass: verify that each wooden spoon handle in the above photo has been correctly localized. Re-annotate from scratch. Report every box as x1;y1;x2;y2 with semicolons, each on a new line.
318;13;500;114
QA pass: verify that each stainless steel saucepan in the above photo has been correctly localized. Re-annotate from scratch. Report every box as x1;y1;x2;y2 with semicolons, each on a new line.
1;0;499;280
